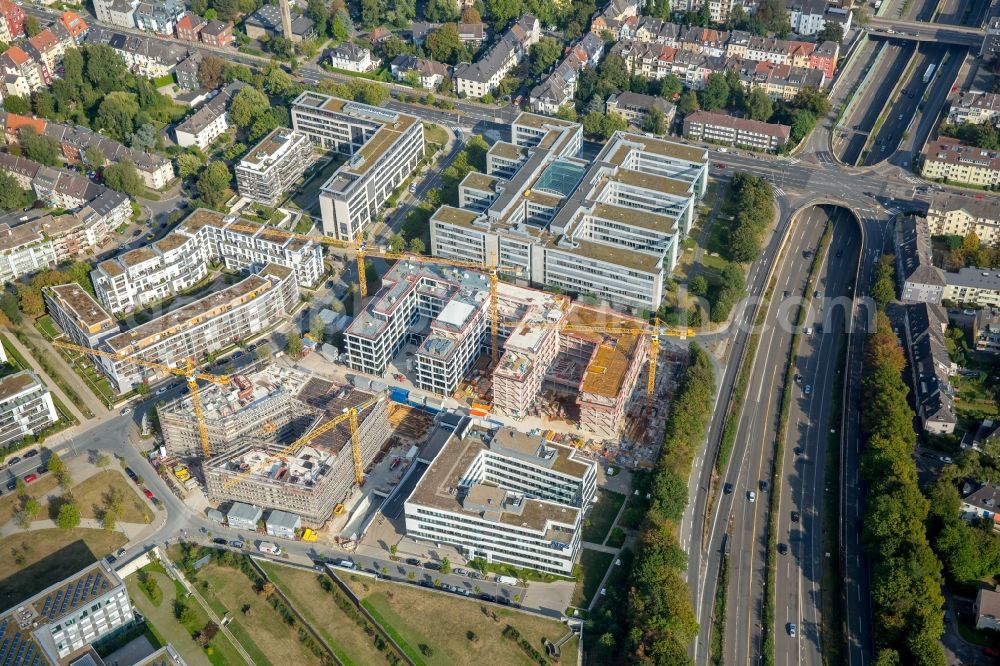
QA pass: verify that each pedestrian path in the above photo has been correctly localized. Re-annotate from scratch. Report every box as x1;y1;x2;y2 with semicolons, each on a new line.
3;332;88;423
21;324;108;416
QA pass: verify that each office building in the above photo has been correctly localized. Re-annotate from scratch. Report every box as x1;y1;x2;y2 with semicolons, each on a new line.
429;112;708;312
226;502;262;530
205;382;390;525
0;560;134;663
235;127;313;206
97;264;298;393
290;92;424;241
683;110;791;151
404;420;598;575
0;371;58;447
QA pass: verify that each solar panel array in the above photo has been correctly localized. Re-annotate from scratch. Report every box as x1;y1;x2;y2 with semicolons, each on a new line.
0;618;48;666
36;571;110;621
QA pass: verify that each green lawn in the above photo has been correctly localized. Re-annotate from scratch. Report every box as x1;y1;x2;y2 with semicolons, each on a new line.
424;122;450;154
571;549;615;608
343;574;577;666
34;315;60;341
71;470;153;524
581;490;625;544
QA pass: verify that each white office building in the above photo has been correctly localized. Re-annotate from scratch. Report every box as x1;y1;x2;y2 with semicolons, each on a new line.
290;92;425;241
404;420;598;575
430;112;708;312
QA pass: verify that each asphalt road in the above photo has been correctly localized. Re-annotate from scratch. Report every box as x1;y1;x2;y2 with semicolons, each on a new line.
862;43;945;167
773;208;859;666
866;18;986;47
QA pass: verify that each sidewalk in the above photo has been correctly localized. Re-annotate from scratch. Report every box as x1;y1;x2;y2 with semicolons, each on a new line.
21;324;108;416
3;331;88;423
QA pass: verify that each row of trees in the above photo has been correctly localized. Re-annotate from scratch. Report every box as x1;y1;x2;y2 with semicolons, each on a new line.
939;120;1000;152
721;172;775;263
860;294;946;665
939;231;1000;271
688;262;747;323
627;343;715;664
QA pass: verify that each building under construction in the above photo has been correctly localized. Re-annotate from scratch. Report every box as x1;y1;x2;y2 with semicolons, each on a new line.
202;376;390;526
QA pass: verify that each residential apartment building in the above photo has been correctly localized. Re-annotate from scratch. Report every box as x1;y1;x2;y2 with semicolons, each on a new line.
974;309;1000;354
329;42;378;72
0;0;25;43
0;46;44;93
0;370;58;446
895;215;945;304
84;26;192;81
0;222;57;283
173;82;243;150
200;19;232;47
290;92;424;241
235;127;313;206
605;91;676;128
430;113;708;312
926;193;1000;244
97;263;298;392
922;138;1000;188
903;302;956;434
683;110;791;151
942;268;1000;308
0;560;134;663
389;55;450;89
947;92;1000;125
92;207;323;314
44;283;118;349
204;381;390;525
530;32;604;114
174;10;205;40
454;14;539;98
404;420;598;575
134;0;186;34
92;0;138;28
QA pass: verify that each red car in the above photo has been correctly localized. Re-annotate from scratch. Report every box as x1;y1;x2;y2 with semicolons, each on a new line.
143;488;153;499
23;474;37;484
984;647;1000;657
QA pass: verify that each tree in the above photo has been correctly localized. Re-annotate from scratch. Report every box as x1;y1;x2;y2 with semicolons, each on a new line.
792;87;831;117
84;145;107;168
425;0;458;21
95;91;140;142
644;106;667;135
689;275;708;297
700;73;730;111
57;501;81;529
426;23;466;65
461;7;481;22
24;16;40;37
199;55;226;90
744;87;773;122
660;74;683;100
440;556;451;574
0;172;32;210
24;498;41;521
360;0;387;26
103;162;145;198
197;162;233;209
229;86;270;128
409;237;426;254
816;20;844;44
388;234;406;252
46;452;65;478
678;89;700;115
96;453;110;468
4;95;29;115
285;332;305;359
177;153;204;179
871;257;895;309
331;13;350;42
309;314;325;341
530;37;563;77
20;127;61;166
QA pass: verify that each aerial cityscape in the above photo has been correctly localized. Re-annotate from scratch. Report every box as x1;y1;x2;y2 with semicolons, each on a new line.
0;0;999;663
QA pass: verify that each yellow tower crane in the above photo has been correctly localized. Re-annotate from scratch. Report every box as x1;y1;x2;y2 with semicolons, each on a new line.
221;394;384;490
51;340;229;460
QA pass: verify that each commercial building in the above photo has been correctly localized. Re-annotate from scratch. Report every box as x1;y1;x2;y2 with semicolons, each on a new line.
92;207;323;314
204;382;390;525
429;112;708;312
290;92;424;241
682;110;791;151
404;420;598;575
921;138;1000;188
235;127;313;206
44;283;118;349
454;14;539;98
97;264;298;393
0;371;58;447
226;502;262;530
0;560;134;663
926;193;1000;245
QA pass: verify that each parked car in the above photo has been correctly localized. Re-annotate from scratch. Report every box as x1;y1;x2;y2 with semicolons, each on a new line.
119;407;132;416
124;467;138;481
116;548;127;558
23;450;37;458
23;474;37;483
213;538;228;545
230;540;245;549
143;488;154;499
424;562;441;571
939;456;953;464
8;457;21;465
406;558;420;566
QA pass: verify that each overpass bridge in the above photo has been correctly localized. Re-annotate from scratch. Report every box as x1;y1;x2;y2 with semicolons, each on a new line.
866;18;985;48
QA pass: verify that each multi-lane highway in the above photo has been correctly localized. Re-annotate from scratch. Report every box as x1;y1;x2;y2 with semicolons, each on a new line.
773;208;859;666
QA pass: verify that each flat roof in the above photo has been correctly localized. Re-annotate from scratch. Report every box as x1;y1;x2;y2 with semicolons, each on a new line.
46;283;114;330
432;206;481;227
611;168;692;197
550;237;663;273
0;370;42;401
240;127;305;169
489;142;526;161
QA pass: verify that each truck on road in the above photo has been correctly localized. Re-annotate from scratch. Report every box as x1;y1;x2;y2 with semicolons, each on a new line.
923;63;936;83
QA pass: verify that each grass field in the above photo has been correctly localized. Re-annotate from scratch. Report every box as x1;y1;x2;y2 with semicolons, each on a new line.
0;475;59;526
581;490;625;544
571;549;615;608
259;562;388;666
344;575;578;666
126;567;246;666
424;123;450;153
0;528;126;608
193;562;324;666
71;470;153;524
